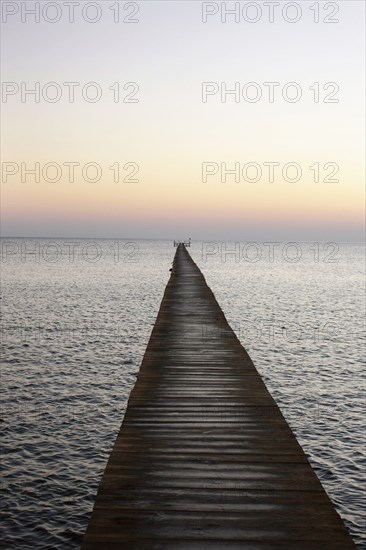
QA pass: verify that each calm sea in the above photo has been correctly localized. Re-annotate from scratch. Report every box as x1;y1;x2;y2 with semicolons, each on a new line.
1;239;365;548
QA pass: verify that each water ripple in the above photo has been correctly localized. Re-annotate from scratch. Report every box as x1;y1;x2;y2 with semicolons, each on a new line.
1;239;365;548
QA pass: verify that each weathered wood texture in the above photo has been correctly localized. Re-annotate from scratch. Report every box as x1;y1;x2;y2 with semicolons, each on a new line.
82;244;355;549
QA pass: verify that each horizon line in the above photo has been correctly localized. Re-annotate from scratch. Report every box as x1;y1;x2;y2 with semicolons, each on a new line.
0;236;365;245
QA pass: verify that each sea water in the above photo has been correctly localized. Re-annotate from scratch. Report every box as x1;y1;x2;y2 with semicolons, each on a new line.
1;239;365;548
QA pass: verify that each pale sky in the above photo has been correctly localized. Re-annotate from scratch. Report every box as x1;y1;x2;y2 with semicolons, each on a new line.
1;0;365;240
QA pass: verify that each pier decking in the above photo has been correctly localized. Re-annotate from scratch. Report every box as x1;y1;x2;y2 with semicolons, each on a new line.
82;244;355;549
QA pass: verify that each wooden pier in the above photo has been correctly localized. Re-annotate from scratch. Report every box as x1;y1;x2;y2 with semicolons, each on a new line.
82;244;355;549
174;239;191;247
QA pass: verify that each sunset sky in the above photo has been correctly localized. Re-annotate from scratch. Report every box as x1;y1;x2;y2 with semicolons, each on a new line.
1;0;364;240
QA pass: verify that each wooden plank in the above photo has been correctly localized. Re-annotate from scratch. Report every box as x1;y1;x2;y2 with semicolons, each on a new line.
82;244;355;548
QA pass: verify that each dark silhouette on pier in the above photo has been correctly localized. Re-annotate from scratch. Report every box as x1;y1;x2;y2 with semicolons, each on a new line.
82;244;355;548
174;238;191;247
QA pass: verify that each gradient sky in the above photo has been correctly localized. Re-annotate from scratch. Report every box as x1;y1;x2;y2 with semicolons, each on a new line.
1;0;365;240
